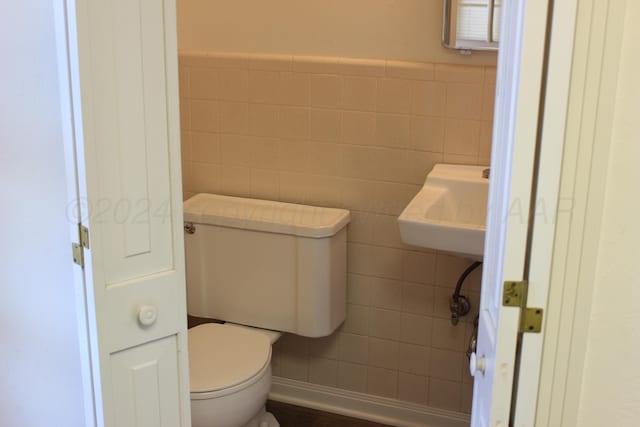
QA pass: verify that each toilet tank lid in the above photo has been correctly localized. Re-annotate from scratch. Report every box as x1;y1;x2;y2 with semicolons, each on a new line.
184;193;351;238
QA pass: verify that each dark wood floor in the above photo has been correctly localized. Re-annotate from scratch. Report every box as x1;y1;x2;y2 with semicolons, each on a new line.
266;401;392;427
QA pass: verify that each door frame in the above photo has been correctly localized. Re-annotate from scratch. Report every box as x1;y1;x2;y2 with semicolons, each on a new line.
54;1;99;425
534;0;627;425
54;0;625;425
496;0;629;424
509;0;579;422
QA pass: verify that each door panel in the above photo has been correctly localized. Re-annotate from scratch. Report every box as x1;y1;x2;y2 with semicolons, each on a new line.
88;0;174;284
111;335;182;427
105;272;187;351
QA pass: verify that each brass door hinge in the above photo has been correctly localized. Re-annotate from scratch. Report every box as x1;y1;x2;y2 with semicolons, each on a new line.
503;281;543;333
72;242;84;267
72;224;89;268
79;224;90;249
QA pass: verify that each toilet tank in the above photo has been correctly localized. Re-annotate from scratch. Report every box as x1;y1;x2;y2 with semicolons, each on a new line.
183;194;350;337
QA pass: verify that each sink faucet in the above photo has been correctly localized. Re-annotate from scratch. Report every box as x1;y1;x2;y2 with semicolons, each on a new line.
482;168;490;179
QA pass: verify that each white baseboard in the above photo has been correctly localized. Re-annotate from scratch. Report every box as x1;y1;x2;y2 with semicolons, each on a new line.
269;376;470;427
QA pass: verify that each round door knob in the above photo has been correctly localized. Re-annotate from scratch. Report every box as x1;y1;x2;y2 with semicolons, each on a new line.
469;352;486;377
138;305;158;327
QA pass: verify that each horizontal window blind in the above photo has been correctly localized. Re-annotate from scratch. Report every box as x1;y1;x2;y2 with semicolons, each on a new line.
456;0;501;42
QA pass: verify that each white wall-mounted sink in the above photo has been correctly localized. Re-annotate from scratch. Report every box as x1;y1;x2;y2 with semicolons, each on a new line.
398;164;490;260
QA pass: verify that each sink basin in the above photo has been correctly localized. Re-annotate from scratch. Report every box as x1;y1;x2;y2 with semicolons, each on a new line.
398;164;489;260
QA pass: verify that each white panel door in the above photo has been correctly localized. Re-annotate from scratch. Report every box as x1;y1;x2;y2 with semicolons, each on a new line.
470;0;550;426
60;0;191;425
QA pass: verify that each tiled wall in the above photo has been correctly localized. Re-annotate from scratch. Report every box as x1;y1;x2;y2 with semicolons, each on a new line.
179;51;494;414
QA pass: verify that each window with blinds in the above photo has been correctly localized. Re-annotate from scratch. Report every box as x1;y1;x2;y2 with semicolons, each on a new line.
456;0;501;43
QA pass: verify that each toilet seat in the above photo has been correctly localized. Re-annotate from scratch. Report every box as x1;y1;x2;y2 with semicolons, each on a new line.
188;323;271;399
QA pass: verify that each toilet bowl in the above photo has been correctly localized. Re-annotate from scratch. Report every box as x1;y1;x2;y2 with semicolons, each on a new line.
188;323;279;427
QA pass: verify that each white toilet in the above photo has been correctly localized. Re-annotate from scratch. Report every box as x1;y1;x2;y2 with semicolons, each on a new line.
183;193;350;427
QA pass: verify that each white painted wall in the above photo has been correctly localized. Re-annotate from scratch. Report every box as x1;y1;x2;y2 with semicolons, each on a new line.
177;0;497;65
0;1;86;426
576;2;640;426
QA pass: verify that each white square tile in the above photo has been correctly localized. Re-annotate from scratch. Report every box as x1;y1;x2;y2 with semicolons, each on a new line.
189;162;220;194
370;246;405;280
219;102;248;134
306;142;341;176
190;100;219;133
347;212;375;244
310;109;341;141
370;214;405;248
347;274;371;306
398;343;430;376
189;67;218;100
337;333;369;364
343;76;377;111
408;151;443;185
217;68;248;101
435;64;484;83
482;84;496;121
337;361;368;393
403;251;436;284
248;104;279;136
375;114;411;148
278;107;310;139
410;116;445;152
340;111;376;145
311;74;342;108
308;358;338;387
341;304;370;336
218;165;251;197
411;81;445;116
278;351;309;381
444;119;481;156
248;70;280;104
398;372;429;405
279;172;307;204
369;337;399;369
428;378;462;411
191;132;220;164
435;254;481;287
431;318;467;351
369;277;403;311
279;72;310;106
377;79;412;114
308;333;340;360
400;313;433;346
370;308;401;341
401;283;436;315
367;366;398;398
445;82;483;119
430;348;463;381
250;169;279;200
219;134;252;166
433;286;455;320
461;382;474;413
181;131;192;162
279;333;312;355
277;140;307;172
250;136;280;170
